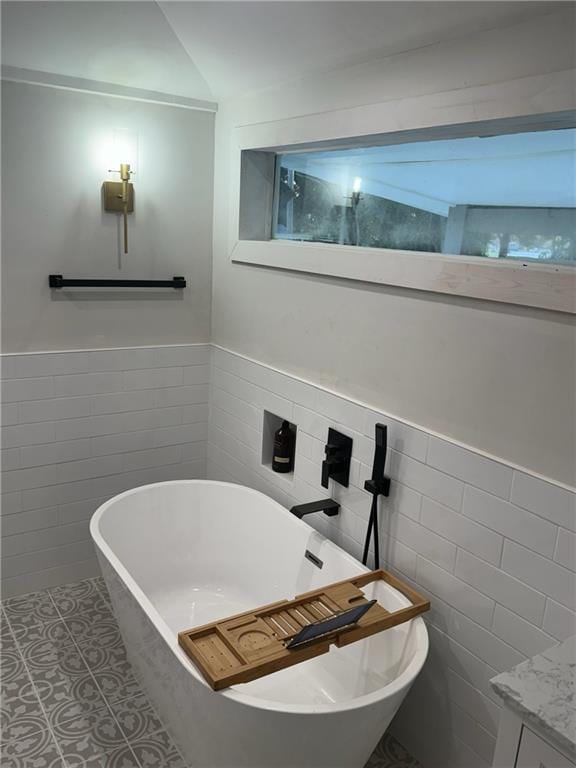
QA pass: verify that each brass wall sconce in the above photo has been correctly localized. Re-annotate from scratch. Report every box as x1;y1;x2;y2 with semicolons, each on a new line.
103;163;134;254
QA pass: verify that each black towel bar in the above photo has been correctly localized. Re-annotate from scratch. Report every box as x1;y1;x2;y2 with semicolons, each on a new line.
49;275;186;289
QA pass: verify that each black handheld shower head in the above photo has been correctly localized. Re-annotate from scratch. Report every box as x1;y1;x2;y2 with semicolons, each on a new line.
362;423;391;569
364;423;390;498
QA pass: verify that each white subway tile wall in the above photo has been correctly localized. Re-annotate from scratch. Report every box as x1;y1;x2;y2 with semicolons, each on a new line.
205;346;576;768
2;343;575;768
1;345;210;597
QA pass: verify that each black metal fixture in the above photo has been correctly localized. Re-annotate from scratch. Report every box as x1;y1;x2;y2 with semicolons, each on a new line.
290;499;340;519
321;428;353;489
362;423;391;570
49;275;186;289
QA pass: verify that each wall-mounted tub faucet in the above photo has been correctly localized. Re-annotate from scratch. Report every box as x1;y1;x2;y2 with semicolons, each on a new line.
290;499;340;519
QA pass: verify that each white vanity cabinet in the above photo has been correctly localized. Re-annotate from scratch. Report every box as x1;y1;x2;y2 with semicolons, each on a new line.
516;727;575;768
493;709;576;768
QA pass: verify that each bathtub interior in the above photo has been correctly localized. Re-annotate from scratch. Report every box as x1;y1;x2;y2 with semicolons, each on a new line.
95;481;427;708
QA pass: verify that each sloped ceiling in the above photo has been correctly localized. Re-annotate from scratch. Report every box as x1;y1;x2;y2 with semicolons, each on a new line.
1;1;214;100
1;1;562;104
159;1;560;101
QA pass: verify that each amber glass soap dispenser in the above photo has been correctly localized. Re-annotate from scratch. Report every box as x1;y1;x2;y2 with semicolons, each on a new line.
272;421;295;473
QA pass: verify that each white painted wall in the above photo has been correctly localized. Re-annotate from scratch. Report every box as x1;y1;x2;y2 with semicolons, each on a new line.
1;81;214;352
211;8;576;486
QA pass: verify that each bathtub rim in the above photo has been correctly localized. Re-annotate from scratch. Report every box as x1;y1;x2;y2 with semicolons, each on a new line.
90;479;429;715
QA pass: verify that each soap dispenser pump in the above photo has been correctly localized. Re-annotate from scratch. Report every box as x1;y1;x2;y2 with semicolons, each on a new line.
272;421;295;473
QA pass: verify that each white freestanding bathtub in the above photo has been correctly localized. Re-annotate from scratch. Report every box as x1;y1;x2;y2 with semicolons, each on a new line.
90;480;428;768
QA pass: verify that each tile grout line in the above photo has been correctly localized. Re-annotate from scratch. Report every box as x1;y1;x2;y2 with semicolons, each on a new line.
3;602;69;767
3;449;207;497
58;579;189;768
88;579;191;767
3;585;142;768
6;414;209;452
3;361;211;384
44;586;145;768
7;434;208;475
213;354;575;496
213;350;576;494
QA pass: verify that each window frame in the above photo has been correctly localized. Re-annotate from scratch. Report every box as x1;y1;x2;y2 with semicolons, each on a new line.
229;70;576;313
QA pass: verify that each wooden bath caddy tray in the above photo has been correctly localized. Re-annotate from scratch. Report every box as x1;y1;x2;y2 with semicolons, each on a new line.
178;569;429;690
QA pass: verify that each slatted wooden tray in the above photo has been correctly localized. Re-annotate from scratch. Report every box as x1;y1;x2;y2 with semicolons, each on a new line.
178;569;429;690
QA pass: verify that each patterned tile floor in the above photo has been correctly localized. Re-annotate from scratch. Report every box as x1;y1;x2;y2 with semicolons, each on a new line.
1;577;420;768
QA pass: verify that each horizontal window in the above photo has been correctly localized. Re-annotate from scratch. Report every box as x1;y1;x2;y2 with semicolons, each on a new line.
271;128;575;264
